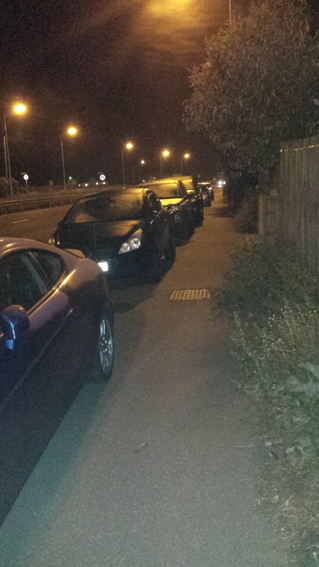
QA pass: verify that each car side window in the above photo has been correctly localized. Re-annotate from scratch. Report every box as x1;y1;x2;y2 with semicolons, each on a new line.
0;253;49;312
31;250;64;287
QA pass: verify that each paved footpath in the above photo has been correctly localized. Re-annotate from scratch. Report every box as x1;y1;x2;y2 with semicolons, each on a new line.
0;190;289;566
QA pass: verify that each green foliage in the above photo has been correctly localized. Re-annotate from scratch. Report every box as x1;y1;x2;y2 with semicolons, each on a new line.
232;302;319;394
234;195;258;233
217;239;318;322
217;237;319;564
185;0;319;175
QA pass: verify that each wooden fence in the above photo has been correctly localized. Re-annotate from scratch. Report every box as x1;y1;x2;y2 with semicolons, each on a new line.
279;135;319;277
259;134;319;277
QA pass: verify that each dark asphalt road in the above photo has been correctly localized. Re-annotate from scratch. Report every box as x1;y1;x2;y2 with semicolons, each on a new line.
0;191;288;566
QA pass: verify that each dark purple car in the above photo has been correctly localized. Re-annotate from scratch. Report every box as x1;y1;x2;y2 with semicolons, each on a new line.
0;237;114;404
0;237;114;522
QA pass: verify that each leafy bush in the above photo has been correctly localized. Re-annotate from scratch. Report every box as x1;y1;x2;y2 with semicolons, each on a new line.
234;195;258;234
233;302;319;395
217;238;319;564
217;239;318;323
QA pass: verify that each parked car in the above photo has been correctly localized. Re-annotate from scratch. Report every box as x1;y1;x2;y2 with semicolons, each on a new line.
177;176;204;226
198;182;214;206
50;187;176;281
0;237;114;405
139;178;196;238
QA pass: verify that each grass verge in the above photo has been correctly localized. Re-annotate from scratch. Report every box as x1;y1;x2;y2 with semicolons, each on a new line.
217;238;319;566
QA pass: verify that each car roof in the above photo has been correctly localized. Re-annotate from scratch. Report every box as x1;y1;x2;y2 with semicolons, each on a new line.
139;178;180;186
0;237;63;257
76;187;154;201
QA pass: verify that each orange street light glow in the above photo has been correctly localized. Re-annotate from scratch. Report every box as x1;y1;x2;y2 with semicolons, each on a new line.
184;153;190;159
67;127;78;136
125;142;134;150
13;104;27;114
162;150;170;157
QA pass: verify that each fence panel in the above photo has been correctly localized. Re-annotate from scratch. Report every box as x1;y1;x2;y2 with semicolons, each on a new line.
279;135;319;277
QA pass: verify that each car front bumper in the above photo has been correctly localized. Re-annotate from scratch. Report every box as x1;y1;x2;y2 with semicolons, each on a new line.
94;247;149;279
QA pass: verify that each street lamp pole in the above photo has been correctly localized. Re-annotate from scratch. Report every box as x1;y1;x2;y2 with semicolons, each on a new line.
60;135;67;191
61;126;78;191
3;136;8;179
2;103;27;198
3;113;13;197
160;150;170;178
122;142;134;188
229;0;232;22
121;151;125;188
181;153;190;175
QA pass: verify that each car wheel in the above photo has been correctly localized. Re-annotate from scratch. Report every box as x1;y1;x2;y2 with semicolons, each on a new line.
188;218;195;237
146;246;162;282
164;231;176;263
92;307;114;381
195;210;203;227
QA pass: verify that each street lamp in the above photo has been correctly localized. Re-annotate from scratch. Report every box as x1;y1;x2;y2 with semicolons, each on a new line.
121;141;134;188
181;153;190;175
3;102;27;197
60;126;78;191
160;149;170;177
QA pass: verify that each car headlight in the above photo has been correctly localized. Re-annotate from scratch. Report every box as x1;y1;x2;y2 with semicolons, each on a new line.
119;229;142;254
168;205;179;213
98;261;109;272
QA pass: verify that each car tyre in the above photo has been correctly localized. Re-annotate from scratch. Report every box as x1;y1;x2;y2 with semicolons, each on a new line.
91;306;114;382
164;231;176;264
182;217;193;239
145;246;162;282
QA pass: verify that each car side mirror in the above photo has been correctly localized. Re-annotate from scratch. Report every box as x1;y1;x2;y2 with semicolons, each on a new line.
0;305;30;350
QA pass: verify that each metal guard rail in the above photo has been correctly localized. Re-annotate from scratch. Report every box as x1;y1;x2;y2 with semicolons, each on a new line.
0;191;109;216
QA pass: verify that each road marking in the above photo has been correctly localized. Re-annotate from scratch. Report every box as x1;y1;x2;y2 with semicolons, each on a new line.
169;289;211;300
11;218;30;224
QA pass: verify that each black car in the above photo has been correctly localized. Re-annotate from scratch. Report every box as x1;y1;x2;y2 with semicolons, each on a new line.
198;182;214;204
50;188;176;281
139;178;196;239
177;176;204;226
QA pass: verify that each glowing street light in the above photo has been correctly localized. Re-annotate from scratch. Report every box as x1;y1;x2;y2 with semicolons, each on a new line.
160;149;170;177
141;160;145;165
67;126;77;136
181;152;190;175
121;141;134;188
61;125;78;191
3;102;28;197
13;103;27;115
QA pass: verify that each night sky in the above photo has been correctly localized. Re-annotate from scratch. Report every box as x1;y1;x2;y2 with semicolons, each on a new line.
1;0;318;185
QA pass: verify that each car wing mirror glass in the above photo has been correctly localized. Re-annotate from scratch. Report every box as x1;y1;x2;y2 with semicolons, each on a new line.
1;305;30;350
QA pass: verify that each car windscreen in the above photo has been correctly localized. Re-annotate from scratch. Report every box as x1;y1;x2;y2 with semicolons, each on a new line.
181;179;194;192
64;194;144;223
146;183;182;199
